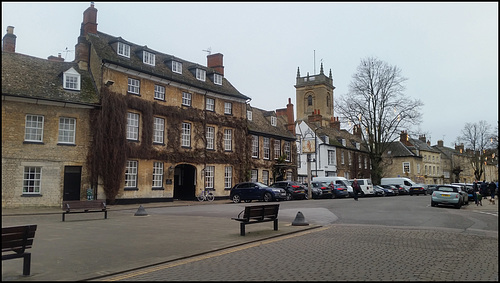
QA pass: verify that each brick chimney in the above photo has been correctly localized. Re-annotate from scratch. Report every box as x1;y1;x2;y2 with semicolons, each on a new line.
400;130;412;146
82;2;98;36
437;140;444;147
75;3;97;69
48;53;65;62
330;117;341;131
276;98;295;135
455;143;464;153
419;135;426;142
2;26;16;53
353;124;362;139
207;53;224;75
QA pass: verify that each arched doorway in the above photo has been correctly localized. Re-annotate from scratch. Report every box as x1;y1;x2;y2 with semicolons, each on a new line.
173;164;197;200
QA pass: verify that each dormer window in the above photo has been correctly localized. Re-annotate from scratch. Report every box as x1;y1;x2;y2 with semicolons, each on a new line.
172;61;182;74
117;42;130;58
143;51;155;66
247;110;252;121
63;67;80;91
196;68;206;81
213;73;222;85
271;116;277;126
342;139;346;147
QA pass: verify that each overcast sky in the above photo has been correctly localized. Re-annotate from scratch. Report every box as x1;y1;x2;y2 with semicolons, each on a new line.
2;2;498;147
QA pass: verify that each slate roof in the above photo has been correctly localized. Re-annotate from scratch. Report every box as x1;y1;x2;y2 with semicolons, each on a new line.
302;121;368;152
247;106;295;140
87;31;250;101
2;51;99;105
383;141;418;157
407;137;440;153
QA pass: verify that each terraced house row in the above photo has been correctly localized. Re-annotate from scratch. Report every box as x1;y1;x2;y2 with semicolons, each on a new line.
2;3;300;208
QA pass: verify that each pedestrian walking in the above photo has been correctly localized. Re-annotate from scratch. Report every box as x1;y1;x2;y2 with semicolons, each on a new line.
480;181;488;198
472;180;479;205
488;181;496;204
352;178;361;201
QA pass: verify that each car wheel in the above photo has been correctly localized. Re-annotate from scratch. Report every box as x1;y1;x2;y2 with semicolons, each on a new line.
285;193;292;201
263;193;273;202
431;201;436;207
232;194;241;203
455;202;461;209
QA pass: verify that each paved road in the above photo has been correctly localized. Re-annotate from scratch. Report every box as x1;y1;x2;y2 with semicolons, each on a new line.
2;196;498;281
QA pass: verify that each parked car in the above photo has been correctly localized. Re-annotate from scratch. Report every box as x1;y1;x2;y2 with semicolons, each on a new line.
373;185;386;196
375;185;397;196
409;184;427;196
270;181;307;200
451;183;474;202
391;184;409;195
306;181;334;199
431;184;464;209
349;179;375;196
328;182;350;199
230;182;286;203
426;184;438;194
380;185;399;196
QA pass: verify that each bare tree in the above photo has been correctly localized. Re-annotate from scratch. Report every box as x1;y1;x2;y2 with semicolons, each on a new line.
336;57;423;184
457;120;492;181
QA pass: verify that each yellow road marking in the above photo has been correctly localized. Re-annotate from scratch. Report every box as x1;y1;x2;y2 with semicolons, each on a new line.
103;226;329;281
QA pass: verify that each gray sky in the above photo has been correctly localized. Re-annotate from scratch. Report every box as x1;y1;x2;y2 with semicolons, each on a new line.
2;2;498;147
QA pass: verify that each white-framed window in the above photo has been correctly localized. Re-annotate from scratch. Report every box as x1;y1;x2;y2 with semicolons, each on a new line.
125;160;138;188
358;156;362;168
154;85;165;100
263;137;270;160
425;165;428;175
213;73;222;85
328;150;335;165
206;126;215;150
23;166;41;194
127;112;139;141
417;163;421;174
152;162;163;188
286;171;292;181
143;51;155;66
181;122;191;147
284;141;291;161
128;78;140;94
206;97;215;111
153;117;164;144
262;170;269;185
63;68;80;90
172;61;182;74
403;162;410;173
251;169;258;183
341;150;345;165
196;68;206;81
224;129;232;151
364;157;368;169
271;116;277;126
224;102;232;115
58;117;76;144
117;42;130;58
252;135;259;158
182;92;192;106
205;166;214;189
225;166;232;189
247;110;252;121
25;114;44;142
274;139;281;160
348;152;352;165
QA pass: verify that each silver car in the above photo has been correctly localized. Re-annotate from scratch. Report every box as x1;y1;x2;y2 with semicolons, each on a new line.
431;185;464;209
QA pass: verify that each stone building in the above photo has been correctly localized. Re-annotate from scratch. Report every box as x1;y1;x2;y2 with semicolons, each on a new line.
2;27;99;208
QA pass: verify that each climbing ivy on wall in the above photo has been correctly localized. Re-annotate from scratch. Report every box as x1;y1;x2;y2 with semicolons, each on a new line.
88;89;250;203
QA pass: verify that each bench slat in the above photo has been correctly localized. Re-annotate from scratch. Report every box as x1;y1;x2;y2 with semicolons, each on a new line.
2;224;37;275
232;204;279;236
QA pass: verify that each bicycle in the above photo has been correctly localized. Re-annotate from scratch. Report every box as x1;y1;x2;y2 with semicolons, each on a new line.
197;188;215;202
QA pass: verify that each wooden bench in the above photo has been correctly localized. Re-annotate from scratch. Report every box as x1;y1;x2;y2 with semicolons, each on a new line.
62;200;107;221
231;204;279;236
2;224;37;276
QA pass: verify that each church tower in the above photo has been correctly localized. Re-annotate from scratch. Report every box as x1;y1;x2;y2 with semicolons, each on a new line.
294;63;335;127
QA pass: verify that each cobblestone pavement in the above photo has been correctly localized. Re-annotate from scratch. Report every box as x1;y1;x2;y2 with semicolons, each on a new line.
98;224;498;282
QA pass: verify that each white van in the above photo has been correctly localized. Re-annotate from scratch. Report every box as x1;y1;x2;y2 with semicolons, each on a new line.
312;177;354;196
349;179;374;196
380;177;416;190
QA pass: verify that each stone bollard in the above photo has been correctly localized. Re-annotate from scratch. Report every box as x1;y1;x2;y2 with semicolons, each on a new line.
292;211;309;226
134;205;148;216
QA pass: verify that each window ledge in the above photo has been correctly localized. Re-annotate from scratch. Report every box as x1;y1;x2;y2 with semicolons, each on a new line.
124;187;139;191
21;194;42;197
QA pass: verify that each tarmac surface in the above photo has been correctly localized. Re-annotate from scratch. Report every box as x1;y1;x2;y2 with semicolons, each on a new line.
1;197;498;281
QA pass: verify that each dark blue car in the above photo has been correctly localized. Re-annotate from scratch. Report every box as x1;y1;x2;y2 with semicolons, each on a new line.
230;182;286;203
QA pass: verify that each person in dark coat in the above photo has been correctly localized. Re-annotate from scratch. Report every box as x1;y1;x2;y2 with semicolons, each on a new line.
480;181;488;197
488;181;497;204
352;178;361;201
472;180;479;205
